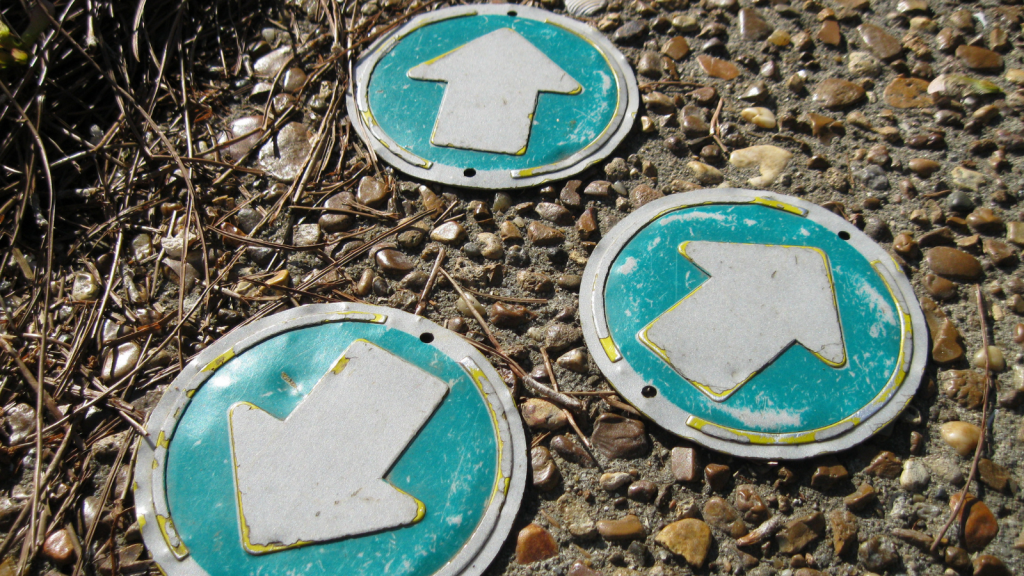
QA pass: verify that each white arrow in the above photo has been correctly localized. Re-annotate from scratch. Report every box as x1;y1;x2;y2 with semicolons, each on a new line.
228;339;448;554
639;241;846;401
407;28;581;155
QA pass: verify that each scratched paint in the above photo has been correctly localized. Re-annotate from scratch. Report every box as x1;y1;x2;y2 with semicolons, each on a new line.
604;203;902;434
367;14;616;170
164;322;497;576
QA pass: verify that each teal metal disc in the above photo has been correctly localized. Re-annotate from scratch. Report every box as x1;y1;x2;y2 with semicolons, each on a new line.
347;4;638;189
134;304;526;576
580;190;927;460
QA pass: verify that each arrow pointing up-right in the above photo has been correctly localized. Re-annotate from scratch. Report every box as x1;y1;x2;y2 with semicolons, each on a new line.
639;241;846;401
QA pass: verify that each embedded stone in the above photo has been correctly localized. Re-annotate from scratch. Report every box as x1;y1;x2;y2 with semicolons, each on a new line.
813;79;866;109
655;519;712;567
957;45;1004;72
857;23;903;60
926;247;983;281
776;512;826;554
596;514;646;541
951;494;998;551
527;222;566;246
591;414;648;459
516;523;558;564
884;77;933;108
827;509;858;556
522;398;567;430
697;55;740;80
941;421;981;457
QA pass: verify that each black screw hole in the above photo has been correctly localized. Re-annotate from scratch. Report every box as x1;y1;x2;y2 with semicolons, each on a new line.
420;332;434;343
641;385;657;398
507;10;518;16
838;230;851;240
464;168;477;177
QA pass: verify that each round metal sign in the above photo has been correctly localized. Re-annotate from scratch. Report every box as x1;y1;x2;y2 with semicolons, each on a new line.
346;4;639;189
580;189;927;460
134;303;526;576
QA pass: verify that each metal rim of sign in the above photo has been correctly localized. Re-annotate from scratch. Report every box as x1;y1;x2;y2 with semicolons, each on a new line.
134;303;527;576
346;3;639;189
579;189;928;460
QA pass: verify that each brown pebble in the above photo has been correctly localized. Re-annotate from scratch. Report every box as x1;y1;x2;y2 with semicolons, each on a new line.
926;247;983;281
827;509;858;556
957;45;1004;72
739;8;773;41
630;185;664;208
704;463;731;491
521;398;567;430
941;421;981;457
531;446;561;491
735;484;769;524
1014;323;1024;343
864;451;902;478
908;158;941;176
817;20;841;46
591;413;648;459
375;248;415;276
596;514;646;541
776;512;826;554
670;446;700;482
535;202;573;226
810;465;849;490
844;483;877;511
357;175;388;207
857;23;903;60
662;36;690;60
884;77;933;108
983;238;1016;266
627;480;657;502
549;435;595;467
813;79;866;109
655;519;712;567
703;496;748;538
973;554;1011;576
697;55;740;80
978;458;1012;492
951;493;999;551
42;529;76;564
489;302;531;327
892;233;920;258
527;222;565;246
967;208;1004;234
516;523;558;564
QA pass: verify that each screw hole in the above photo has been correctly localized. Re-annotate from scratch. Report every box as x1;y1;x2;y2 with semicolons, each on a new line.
641;385;657;398
507;10;518;16
464;168;476;177
420;332;434;343
838;230;851;240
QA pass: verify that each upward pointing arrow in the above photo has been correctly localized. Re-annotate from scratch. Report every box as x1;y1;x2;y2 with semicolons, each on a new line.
639;242;846;402
407;28;582;155
228;339;448;554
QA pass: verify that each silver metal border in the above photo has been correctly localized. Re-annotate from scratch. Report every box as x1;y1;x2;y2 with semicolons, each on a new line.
134;303;527;576
579;189;928;460
346;4;639;189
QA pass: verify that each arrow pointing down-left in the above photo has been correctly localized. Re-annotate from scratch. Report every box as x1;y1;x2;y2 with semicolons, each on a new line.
228;339;448;554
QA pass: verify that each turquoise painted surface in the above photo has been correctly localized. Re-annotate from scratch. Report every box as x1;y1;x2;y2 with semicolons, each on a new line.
367;14;617;170
164;323;497;576
605;204;902;434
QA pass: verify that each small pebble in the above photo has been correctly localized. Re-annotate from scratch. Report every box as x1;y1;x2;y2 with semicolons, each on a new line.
655;519;712;567
972;346;1006;371
596;514;646;541
521;398;567;430
515;523;558;564
940;421;981;457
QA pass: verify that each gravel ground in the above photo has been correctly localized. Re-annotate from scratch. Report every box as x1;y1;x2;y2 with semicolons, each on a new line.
2;0;1024;575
